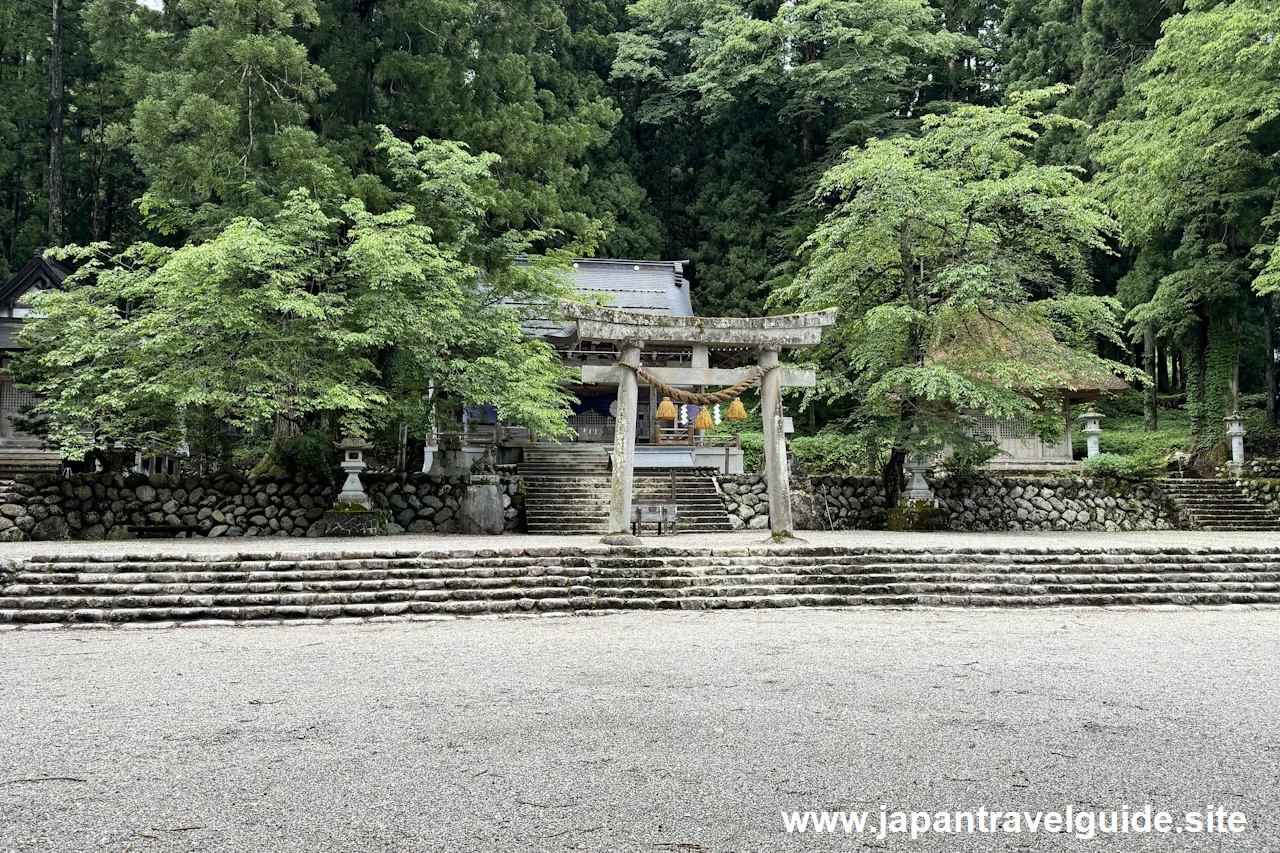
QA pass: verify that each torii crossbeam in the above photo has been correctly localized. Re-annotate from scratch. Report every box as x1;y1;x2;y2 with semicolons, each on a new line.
559;300;837;539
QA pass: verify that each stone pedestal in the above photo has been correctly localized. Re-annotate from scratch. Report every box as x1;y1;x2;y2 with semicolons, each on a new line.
322;510;380;537
429;449;470;476
460;474;504;536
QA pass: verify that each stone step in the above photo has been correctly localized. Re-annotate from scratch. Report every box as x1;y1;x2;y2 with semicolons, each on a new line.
13;561;1280;584
23;550;1280;571
524;505;726;514
14;568;1280;593
10;572;1280;602
9;583;1280;615
6;588;1280;624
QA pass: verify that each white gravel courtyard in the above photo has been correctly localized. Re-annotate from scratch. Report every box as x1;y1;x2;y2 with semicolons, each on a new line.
1;607;1277;851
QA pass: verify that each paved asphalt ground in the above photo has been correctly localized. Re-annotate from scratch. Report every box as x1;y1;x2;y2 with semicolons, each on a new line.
1;609;1277;852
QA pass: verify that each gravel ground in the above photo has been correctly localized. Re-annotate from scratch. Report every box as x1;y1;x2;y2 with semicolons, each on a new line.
4;528;1280;561
1;609;1277;852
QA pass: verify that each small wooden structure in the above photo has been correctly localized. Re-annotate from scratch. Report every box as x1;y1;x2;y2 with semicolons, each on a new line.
928;314;1128;470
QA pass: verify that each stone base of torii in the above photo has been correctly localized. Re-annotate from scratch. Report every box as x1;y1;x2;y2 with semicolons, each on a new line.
561;300;837;539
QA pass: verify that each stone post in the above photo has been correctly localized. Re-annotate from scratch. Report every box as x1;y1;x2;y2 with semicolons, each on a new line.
759;345;793;536
1078;410;1104;458
1225;411;1246;477
608;338;643;534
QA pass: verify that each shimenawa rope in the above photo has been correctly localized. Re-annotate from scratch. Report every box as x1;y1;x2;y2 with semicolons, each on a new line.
616;361;776;406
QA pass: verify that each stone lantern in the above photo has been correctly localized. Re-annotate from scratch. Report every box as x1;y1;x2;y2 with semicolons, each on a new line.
1078;410;1105;458
335;437;372;508
1225;411;1246;477
902;457;936;505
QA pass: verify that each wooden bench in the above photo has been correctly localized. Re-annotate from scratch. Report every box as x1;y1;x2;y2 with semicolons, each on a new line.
631;503;678;536
127;524;203;539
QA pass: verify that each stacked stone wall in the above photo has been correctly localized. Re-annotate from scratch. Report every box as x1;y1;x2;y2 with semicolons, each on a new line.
0;470;524;541
932;477;1176;531
715;475;771;530
1240;459;1280;478
720;474;1177;532
1236;477;1280;515
364;473;523;535
811;477;887;529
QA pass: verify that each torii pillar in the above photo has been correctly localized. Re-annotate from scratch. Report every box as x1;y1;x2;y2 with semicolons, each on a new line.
758;344;791;535
608;338;643;534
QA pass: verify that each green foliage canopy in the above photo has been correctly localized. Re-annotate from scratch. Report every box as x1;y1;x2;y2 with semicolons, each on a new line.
775;92;1134;464
14;132;576;462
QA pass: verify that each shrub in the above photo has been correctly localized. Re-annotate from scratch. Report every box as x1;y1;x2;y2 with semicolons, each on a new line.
940;438;1000;478
278;429;338;478
1080;452;1162;481
739;431;764;473
791;433;865;475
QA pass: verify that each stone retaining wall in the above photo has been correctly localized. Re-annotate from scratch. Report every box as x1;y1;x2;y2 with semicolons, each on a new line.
812;477;887;529
1240;459;1280;478
2;466;1177;541
1237;477;1280;515
721;474;1178;532
0;471;524;541
365;473;523;535
933;477;1176;531
715;475;772;530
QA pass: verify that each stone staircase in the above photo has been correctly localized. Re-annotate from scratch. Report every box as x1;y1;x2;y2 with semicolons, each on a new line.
634;469;731;533
519;443;611;534
1160;478;1280;531
4;545;1280;625
0;446;60;479
518;445;731;534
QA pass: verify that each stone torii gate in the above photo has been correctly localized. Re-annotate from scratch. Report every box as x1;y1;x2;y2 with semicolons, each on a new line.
560;300;837;539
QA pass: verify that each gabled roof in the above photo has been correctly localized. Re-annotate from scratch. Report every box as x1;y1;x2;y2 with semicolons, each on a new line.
0;254;70;308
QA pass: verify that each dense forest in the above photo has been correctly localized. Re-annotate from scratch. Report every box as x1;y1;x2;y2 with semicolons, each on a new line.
4;0;1280;479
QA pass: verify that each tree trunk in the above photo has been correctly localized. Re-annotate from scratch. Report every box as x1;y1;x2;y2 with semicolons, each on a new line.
248;413;299;477
1189;312;1208;449
46;0;64;244
883;444;907;510
1266;299;1277;426
1143;323;1158;431
1157;339;1170;393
